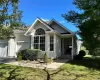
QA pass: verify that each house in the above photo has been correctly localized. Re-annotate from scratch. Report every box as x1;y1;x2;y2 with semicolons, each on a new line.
0;18;78;60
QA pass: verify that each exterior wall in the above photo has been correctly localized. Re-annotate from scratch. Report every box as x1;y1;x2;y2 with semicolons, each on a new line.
15;34;30;41
31;33;56;58
55;35;61;57
0;40;8;57
32;21;50;32
14;34;30;57
30;21;57;58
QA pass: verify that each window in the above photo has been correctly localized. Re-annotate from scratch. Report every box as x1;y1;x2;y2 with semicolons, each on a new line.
40;36;45;51
50;35;54;51
35;28;45;35
34;28;45;51
34;36;39;49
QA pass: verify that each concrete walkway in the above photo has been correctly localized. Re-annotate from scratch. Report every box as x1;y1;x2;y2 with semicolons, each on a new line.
5;59;69;70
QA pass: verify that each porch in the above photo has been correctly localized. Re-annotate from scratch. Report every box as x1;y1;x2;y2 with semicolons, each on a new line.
60;35;77;60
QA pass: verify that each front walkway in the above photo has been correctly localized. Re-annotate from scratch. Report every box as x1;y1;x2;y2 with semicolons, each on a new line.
4;59;69;70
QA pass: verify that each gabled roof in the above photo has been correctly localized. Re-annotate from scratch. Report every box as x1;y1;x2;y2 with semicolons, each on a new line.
25;17;75;36
49;19;75;35
25;17;54;35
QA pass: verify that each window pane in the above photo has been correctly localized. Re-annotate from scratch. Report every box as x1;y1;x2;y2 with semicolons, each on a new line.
50;35;54;44
34;44;38;49
40;44;45;51
40;36;45;43
50;35;54;51
34;36;39;43
35;28;45;35
50;44;54;51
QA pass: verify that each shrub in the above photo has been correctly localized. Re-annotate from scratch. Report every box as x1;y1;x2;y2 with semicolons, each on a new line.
44;52;48;63
17;52;22;61
17;49;42;61
74;50;86;60
79;50;86;57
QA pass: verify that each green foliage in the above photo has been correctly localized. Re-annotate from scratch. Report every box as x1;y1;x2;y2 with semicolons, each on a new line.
79;50;86;57
62;0;100;56
44;52;48;63
0;0;24;39
80;46;89;55
17;49;42;61
75;50;86;60
17;52;22;61
0;27;13;39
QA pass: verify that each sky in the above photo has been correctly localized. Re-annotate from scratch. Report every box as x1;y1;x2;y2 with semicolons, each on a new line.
19;0;80;38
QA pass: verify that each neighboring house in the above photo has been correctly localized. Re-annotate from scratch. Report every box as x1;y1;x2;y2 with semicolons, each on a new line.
0;17;78;60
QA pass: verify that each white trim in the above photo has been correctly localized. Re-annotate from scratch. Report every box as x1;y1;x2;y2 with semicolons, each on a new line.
25;18;54;35
49;19;75;35
17;41;29;43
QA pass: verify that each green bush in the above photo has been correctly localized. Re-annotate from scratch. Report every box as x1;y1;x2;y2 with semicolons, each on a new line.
75;50;86;60
79;50;86;57
17;52;22;61
17;49;42;61
44;52;48;63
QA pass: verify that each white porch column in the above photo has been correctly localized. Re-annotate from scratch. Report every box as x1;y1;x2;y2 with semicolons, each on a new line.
45;33;50;52
31;35;34;49
8;38;16;58
71;36;74;60
30;30;35;49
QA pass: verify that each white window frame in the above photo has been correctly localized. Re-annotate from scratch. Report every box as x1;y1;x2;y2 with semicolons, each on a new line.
34;35;45;51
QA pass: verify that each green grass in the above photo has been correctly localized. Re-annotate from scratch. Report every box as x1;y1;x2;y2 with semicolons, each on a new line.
0;64;47;80
51;57;100;80
0;57;100;80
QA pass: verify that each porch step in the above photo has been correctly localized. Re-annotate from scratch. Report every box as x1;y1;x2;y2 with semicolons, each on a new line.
60;55;71;59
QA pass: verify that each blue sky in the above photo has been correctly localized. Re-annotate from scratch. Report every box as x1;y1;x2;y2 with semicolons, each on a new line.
19;0;79;35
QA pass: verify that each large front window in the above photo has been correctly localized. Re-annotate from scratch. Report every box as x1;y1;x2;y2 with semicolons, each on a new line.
34;28;45;51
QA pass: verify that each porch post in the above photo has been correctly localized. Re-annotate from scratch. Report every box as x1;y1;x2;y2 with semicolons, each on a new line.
31;35;33;49
71;36;74;60
8;38;16;58
45;33;49;52
30;30;35;49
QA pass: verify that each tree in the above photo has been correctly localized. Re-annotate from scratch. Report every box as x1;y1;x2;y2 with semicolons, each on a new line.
62;0;100;56
0;0;23;39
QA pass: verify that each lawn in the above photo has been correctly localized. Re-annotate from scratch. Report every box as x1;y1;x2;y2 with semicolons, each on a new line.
0;57;100;80
0;64;47;80
50;57;100;80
